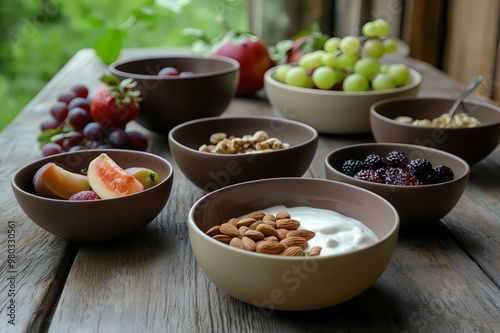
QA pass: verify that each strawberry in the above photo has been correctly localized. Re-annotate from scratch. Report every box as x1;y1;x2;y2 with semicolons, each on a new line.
90;75;141;131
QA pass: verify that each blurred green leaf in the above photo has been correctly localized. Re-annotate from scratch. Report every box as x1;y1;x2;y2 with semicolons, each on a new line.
94;28;126;64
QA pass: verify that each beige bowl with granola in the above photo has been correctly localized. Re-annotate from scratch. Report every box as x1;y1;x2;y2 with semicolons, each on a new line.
188;177;399;311
168;116;318;191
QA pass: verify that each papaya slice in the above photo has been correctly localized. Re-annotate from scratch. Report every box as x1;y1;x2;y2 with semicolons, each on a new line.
87;153;144;199
35;162;90;199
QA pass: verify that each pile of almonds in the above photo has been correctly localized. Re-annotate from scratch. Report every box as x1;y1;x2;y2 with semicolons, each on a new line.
206;211;322;256
198;130;290;154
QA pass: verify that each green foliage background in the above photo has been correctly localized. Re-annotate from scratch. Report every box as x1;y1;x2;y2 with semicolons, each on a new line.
0;0;247;131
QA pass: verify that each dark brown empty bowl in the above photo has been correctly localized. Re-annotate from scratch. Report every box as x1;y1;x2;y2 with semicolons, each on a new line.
109;55;239;134
168;116;319;191
11;149;174;241
370;97;500;165
189;177;399;310
325;143;470;227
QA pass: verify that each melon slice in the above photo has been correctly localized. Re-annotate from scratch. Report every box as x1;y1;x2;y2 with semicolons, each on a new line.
87;153;144;199
34;162;90;199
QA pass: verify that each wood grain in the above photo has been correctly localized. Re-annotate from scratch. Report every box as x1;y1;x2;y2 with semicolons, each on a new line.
1;48;499;332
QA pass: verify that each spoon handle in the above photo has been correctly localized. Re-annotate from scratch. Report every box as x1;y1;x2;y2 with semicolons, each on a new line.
448;75;483;117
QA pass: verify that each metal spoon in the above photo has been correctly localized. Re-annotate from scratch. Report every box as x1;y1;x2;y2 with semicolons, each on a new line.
448;75;483;117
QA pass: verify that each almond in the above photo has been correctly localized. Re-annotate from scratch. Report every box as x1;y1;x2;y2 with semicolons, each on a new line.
227;218;239;227
276;218;300;230
286;229;315;241
206;225;220;237
256;223;279;237
212;234;232;244
246;211;266;220
276;211;290;220
241;237;257;252
239;226;249;236
236;217;256;228
248;220;264;230
264;236;279;242
309;246;322;256
281;246;304;256
262;214;276;222
219;223;240;237
263;220;277;228
229;237;245;250
256;241;286;255
244;229;265;240
277;228;289;240
280;236;308;249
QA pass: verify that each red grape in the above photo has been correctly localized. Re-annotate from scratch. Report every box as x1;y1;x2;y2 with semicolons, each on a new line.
62;132;85;151
58;91;77;104
68;107;93;131
128;131;148;151
50;101;69;122
68;97;91;113
108;130;130;149
42;143;64;156
71;84;89;98
41;118;61;131
83;122;105;141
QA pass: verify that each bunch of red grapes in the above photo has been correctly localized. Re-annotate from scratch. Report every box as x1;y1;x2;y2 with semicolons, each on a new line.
39;84;147;156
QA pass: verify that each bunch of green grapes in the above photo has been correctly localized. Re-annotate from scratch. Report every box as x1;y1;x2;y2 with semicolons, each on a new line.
274;19;410;92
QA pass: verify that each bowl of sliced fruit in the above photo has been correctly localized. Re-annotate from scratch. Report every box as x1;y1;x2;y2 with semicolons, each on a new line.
325;143;470;227
109;55;240;135
11;149;174;241
264;19;421;134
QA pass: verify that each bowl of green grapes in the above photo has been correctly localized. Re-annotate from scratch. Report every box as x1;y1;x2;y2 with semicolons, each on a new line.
264;19;422;134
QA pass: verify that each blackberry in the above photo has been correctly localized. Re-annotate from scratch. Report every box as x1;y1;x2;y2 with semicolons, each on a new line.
363;154;385;169
384;168;423;186
385;150;408;168
383;167;402;185
354;169;384;183
427;165;454;184
406;158;432;181
341;159;364;176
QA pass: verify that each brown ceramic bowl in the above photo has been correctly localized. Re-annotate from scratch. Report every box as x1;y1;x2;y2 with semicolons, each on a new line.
325;143;470;227
168;116;319;191
11;149;174;241
370;97;500;165
188;177;399;311
264;66;421;134
109;55;239;135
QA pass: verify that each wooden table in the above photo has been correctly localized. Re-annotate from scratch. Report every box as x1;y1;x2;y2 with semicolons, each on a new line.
1;48;499;333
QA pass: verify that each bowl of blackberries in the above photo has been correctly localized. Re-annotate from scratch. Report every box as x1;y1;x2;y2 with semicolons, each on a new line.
325;143;470;227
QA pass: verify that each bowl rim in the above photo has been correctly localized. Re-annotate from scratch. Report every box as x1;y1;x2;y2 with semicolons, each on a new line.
264;66;422;96
109;55;240;80
370;96;500;129
324;142;471;189
11;149;174;203
188;177;400;260
168;115;319;157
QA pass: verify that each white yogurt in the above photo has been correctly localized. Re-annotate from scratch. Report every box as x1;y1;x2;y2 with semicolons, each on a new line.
245;205;378;256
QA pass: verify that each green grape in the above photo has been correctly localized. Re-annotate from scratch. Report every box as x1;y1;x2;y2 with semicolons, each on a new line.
299;50;325;70
324;37;341;53
284;66;310;87
312;66;336;89
363;38;385;58
388;64;410;86
374;19;390;37
383;39;398;53
339;36;360;56
380;64;390;73
336;53;359;69
342;73;369;91
274;64;292;82
322;52;337;67
371;73;397;90
362;22;378;38
353;58;378;79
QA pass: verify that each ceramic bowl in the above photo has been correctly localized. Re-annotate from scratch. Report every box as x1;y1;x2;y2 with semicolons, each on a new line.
264;66;421;134
325;143;470;227
370;97;500;165
168;116;318;191
109;55;239;135
188;177;399;311
11;149;174;241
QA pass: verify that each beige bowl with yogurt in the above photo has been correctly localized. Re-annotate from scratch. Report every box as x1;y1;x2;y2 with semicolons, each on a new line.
188;177;399;311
